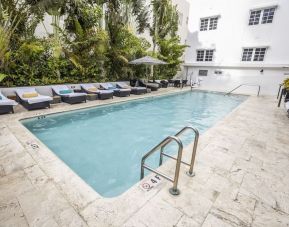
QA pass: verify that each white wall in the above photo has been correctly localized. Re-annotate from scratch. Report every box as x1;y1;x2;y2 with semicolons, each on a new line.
172;0;190;45
182;0;289;95
35;14;65;38
184;67;289;95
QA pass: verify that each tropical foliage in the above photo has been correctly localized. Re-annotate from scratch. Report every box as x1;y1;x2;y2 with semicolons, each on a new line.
0;0;186;86
284;78;289;89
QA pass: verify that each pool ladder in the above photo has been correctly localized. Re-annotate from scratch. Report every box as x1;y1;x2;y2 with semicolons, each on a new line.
140;126;199;195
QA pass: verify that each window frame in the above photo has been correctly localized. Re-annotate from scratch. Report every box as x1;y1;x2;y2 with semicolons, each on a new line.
196;49;215;62
261;7;276;24
248;5;277;26
196;50;205;61
241;48;254;62
208;17;219;30
241;47;268;62
199;15;220;31
253;47;267;62
200;18;209;31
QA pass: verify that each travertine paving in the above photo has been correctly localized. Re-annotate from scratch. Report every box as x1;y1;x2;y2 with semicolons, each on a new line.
0;89;289;227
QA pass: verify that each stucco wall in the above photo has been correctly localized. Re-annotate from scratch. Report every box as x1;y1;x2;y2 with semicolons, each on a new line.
184;0;289;65
182;0;289;95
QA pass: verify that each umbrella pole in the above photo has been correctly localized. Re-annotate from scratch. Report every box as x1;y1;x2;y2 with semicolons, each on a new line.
146;65;148;89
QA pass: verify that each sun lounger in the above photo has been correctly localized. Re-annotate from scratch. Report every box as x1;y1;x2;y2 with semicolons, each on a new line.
116;82;147;95
168;79;175;87
138;80;159;91
15;88;52;110
52;85;86;104
150;80;168;88
81;84;113;100
100;83;131;97
0;91;18;114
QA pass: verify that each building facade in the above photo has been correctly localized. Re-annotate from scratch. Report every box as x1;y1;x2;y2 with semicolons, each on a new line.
182;0;289;95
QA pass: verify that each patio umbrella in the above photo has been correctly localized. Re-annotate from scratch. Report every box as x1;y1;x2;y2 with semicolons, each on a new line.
129;56;167;86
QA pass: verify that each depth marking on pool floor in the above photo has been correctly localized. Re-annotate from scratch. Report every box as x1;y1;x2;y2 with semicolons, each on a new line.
139;175;163;192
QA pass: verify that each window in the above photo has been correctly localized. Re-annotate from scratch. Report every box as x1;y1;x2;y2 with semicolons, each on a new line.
197;50;205;61
197;49;214;62
262;8;275;24
242;48;254;61
200;18;209;31
205;50;214;61
200;17;219;31
242;47;267;62
249;7;276;25
249;10;261;25
209;17;218;30
199;70;208;76
253;48;267;61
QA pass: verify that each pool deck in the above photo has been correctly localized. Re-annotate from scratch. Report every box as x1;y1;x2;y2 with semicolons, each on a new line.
0;87;289;227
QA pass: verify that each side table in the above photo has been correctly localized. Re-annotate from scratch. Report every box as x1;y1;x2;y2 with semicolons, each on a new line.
86;94;98;101
51;96;61;104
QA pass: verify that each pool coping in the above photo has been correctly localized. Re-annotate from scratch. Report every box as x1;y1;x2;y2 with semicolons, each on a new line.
0;87;253;225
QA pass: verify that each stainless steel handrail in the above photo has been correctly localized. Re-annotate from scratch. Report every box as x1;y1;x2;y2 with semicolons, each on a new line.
159;126;199;177
225;83;261;96
140;136;183;195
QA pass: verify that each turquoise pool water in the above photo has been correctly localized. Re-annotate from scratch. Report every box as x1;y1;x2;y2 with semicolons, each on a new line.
22;91;246;197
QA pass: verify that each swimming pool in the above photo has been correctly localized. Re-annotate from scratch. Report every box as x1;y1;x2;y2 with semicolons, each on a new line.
22;91;247;197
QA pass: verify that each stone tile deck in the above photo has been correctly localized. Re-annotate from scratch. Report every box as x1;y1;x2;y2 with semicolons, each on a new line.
0;88;289;227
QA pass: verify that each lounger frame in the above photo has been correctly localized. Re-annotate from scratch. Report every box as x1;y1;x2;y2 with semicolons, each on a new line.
52;90;86;104
113;90;131;97
98;92;114;100
0;105;14;114
131;89;147;95
16;94;50;110
138;80;159;91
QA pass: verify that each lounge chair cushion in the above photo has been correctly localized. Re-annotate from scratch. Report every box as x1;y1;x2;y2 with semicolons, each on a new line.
0;92;18;106
63;93;86;98
100;83;115;90
98;90;113;94
22;92;38;98
52;85;86;97
22;95;52;104
132;87;146;91
114;88;131;92
59;89;73;94
88;87;98;92
0;99;17;106
117;82;130;89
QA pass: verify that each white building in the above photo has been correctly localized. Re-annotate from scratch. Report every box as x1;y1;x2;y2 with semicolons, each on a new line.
182;0;289;95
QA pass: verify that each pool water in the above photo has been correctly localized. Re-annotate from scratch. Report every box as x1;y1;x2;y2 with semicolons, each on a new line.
22;91;246;197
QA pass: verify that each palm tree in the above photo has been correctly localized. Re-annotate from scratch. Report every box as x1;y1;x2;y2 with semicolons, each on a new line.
0;6;20;72
151;0;179;53
100;0;149;80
